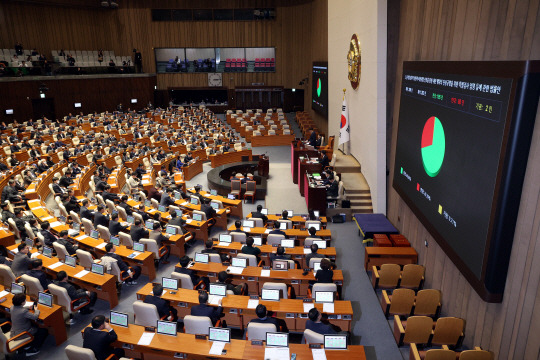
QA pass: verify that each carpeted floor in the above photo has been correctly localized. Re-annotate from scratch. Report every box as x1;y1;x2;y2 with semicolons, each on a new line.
34;113;403;360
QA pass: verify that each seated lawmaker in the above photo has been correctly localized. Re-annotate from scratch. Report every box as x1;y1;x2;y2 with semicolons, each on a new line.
249;304;280;330
55;270;97;314
144;283;178;321
174;255;209;289
83;315;125;360
191;291;223;326
325;175;338;199
306;244;325;266
241;236;261;260
306;308;341;335
319;150;330;168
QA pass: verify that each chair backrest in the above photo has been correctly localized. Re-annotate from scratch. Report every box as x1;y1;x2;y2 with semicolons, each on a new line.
133;300;160;327
208;253;221;263
82;218;94;234
424;349;456;360
305;221;322;231
171;271;194;289
210;200;223;209
65;344;97;360
20;274;44;298
402;316;434;345
237;253;257;267
7;218;20;239
277;219;292;229
48;283;74;314
251;217;264;227
119;231;133;248
97;224;110;241
400;264;424;289
193;210;206;221
311;283;337;296
58;203;69;218
140;238;159;258
116;206;128;221
184;315;212;335
245;180;256;192
0;264;16;288
96;194;105;206
431;317;464;346
309;257;329;269
262;282;288;299
414;289;441;317
24;223;36;239
459;350;493;360
304;237;318;246
388;288;415;316
230;231;247;244
231;180;241;191
267;234;285;246
304;329;325;344
70;211;81;224
105;199;116;213
53;241;69;261
76;249;95;269
247;322;276;341
378;264;401;288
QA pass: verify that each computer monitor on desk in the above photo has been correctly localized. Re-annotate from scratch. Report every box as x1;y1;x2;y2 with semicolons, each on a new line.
313;240;327;249
218;234;232;245
309;223;321;231
261;288;280;301
133;242;145;252
231;257;247;268
157;320;177;336
266;332;289;347
162;277;178;291
253;237;263;246
261;208;268;215
209;283;227;297
91;263;104;275
38;292;53;307
110;311;129;327
194;252;209;263
209;327;230;342
42;246;53;258
315;291;335;303
324;335;348;350
242;220;254;229
110;236;120;246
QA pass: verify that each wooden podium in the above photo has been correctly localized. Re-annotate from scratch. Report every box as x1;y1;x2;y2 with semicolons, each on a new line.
258;155;269;177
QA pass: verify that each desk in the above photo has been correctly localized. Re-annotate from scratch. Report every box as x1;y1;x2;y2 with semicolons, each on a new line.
244;343;366;360
136;284;353;332
187;262;343;296
0;228;16;248
187;188;243;218
291;142;319;184
247;214;328;228
364;247;418;270
0;285;68;346
298;160;322;196
304;173;327;215
227;225;332;246
251;134;295;147
209;150;253;168
183;160;204;181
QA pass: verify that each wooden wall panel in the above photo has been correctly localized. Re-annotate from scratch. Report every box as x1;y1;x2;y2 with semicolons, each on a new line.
387;1;540;358
0;0;325;113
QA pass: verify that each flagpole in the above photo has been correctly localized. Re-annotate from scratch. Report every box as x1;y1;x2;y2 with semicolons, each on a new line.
342;88;346;154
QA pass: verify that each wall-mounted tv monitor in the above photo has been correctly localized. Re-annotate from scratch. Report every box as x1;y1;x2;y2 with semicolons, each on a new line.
311;62;328;118
74;103;82;108
131;98;138;103
393;61;540;302
5;109;13;115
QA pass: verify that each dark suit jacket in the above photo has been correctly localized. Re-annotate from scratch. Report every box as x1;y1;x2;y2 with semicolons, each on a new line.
319;155;330;168
54;280;86;300
249;316;280;331
144;295;170;318
191;304;222;325
83;327;118;360
80;206;94;221
305;320;337;335
130;226;149;243
52;183;65;195
27;269;50;290
118;202;133;216
109;220;128;236
58;238;77;255
94;212;110;228
251;211;268;224
41;230;58;247
147;187;161;202
326;181;338;198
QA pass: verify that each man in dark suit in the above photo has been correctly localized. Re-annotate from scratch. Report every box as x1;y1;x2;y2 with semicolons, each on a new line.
55;270;97;313
249;304;280;330
319;150;330;168
251;204;268;225
118;195;133;216
27;259;50;290
159;188;176;207
103;243;141;284
109;213;128;237
174;256;208;289
135;204;150;222
143;284;178;321
305;308;341;335
93;205;110;228
130;219;149;243
57;230;77;255
269;246;292;264
51;177;66;196
83;315;125;360
269;222;287;237
102;185;119;203
80;199;94;221
326;176;339;199
190;291;223;326
201;199;216;221
40;221;58;247
308;128;317;147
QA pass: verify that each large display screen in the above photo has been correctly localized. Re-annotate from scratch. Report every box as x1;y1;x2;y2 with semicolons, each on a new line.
312;62;328;117
393;61;540;302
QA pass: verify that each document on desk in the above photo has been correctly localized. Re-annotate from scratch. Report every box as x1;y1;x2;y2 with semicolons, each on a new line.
49;221;63;228
41;216;54;221
141;180;150;185
303;248;311;254
265;229;272;234
128;251;141;259
77;235;89;240
217;242;230;247
323;303;335;313
181;202;188;206
74;270;90;278
303;303;315;312
226;266;244;275
49;262;64;269
0;290;9;298
264;347;290;360
247;299;259;309
208;295;223;305
96;242;107;249
260;270;271;277
137;332;155;346
209;341;226;355
312;348;328;360
186;219;193;224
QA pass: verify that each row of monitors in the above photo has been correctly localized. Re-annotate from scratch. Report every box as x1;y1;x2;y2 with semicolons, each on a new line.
9;284;53;308
109;310;347;349
35;245;106;275
216;234;326;248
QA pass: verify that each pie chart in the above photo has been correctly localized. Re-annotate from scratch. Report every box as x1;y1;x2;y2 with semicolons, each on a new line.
421;116;445;177
317;78;322;97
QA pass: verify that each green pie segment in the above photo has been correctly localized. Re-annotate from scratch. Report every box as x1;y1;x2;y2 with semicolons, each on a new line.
317;78;321;97
421;116;445;177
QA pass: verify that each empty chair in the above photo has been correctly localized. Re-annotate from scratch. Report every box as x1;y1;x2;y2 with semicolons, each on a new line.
97;225;110;241
400;264;425;290
244;181;256;203
230;180;241;198
230;231;247;244
65;345;109;360
250;217;264;227
105;199;117;214
140;238;168;262
246;322;276;341
207;253;222;263
431;317;464;347
170;271;204;289
133;300;162;327
380;288;415;317
459;349;493;360
184;315;213;335
262;282;290;299
309;282;338;299
76;249;99;270
303;329;325;344
409;344;456;360
70;211;82;225
372;263;401;289
393;315;433;347
266;234;285;246
413;289;442;317
118;232;133;248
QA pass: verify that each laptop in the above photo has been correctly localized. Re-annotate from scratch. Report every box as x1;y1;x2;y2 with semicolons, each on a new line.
158;205;166;212
126;215;135;225
25;238;33;248
64;255;77;267
218;234;232;246
157;320;177;336
242;220;254;229
313;240;327;249
227;194;235;200
174;191;182;200
175;209;183;217
166;225;177;235
145;220;154;229
315;291;335;304
280;239;295;248
209;283;227;297
133;242;145;252
110;236;120;246
272;260;289;271
309;223;321;231
261;288;280;301
10;283;24;294
210;202;219;210
324;335;348;350
38;292;53;307
192;213;203;222
231;257;247;268
144;200;152;207
42;246;53;258
210;189;218;196
266;332;289;347
285;210;293;218
110;311;129;327
90;229;99;239
261;208;268;215
162;277;178;291
194;252;209;263
91;263;105;275
253;237;263;246
190;197;199;205
209;327;231;343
